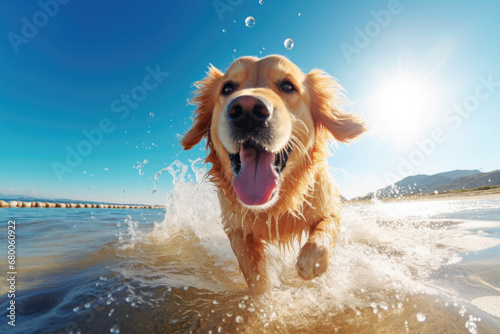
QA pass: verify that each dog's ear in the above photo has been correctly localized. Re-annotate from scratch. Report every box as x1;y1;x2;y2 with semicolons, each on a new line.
181;65;224;150
306;69;366;143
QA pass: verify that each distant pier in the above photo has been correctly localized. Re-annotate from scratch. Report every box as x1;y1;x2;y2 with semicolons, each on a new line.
0;200;164;209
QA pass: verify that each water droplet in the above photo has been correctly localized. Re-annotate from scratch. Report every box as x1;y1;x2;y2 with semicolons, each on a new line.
416;312;426;322
245;16;255;27
183;286;189;291
110;325;120;333
122;189;126;193
233;49;236;52
104;168;109;171
149;112;154;117
284;38;294;50
100;276;107;281
213;299;219;304
298;13;301;16
235;315;244;324
85;302;91;309
126;296;132;303
222;29;226;33
108;309;115;317
259;0;263;4
73;306;80;312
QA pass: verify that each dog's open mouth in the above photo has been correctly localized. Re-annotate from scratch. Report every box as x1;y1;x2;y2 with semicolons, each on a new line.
229;141;292;206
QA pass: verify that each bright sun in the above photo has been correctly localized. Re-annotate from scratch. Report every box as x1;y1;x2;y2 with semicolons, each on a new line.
370;74;438;144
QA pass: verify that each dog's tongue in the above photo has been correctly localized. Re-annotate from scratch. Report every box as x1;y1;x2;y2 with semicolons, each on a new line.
233;146;278;206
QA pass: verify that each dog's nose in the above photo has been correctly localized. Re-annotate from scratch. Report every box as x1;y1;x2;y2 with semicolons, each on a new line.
227;96;271;129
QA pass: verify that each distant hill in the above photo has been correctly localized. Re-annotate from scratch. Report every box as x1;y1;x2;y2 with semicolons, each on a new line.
354;169;500;200
0;194;89;203
432;170;500;192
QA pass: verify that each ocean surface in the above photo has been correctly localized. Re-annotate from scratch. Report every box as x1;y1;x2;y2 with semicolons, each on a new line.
1;163;500;333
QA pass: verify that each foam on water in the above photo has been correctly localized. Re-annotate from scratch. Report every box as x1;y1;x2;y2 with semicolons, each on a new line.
117;161;500;321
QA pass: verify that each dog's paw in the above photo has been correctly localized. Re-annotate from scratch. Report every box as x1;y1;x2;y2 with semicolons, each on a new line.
296;240;330;280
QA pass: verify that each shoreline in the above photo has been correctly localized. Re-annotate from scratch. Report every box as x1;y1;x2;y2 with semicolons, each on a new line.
348;187;500;204
0;200;165;209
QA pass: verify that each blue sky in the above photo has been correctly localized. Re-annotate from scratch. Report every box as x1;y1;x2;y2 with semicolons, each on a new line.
1;0;499;204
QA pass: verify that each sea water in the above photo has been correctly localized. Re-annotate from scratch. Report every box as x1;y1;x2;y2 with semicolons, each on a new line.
1;161;500;333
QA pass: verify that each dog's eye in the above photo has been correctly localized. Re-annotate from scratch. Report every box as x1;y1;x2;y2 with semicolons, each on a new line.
221;82;236;95
280;81;295;93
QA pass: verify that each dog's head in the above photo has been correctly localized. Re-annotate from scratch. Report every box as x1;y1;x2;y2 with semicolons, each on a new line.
182;55;365;209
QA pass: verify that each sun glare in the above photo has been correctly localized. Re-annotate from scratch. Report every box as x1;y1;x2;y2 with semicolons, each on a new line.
370;74;438;144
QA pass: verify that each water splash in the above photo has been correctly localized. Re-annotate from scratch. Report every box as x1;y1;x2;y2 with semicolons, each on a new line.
118;160;500;325
152;167;172;194
152;158;205;193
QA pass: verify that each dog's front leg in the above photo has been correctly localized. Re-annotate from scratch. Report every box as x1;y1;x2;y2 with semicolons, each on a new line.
296;215;339;280
228;229;270;294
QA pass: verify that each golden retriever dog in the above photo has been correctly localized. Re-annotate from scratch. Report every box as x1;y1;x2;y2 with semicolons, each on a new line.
181;55;365;293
